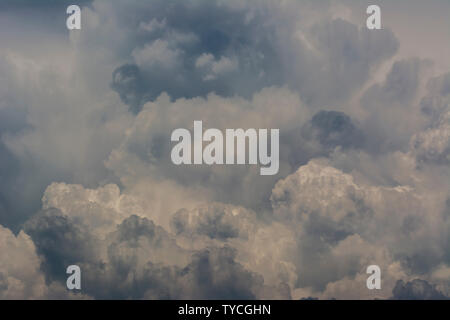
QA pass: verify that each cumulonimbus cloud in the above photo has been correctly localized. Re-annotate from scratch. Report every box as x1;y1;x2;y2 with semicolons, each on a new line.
0;0;450;299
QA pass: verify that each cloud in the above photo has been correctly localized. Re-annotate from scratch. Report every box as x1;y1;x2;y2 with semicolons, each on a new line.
23;208;97;283
270;158;450;297
302;110;365;151
391;279;449;300
411;110;450;165
96;0;399;113
0;46;131;229
104;87;308;219
132;40;182;70
21;183;290;299
0;224;47;299
195;54;239;81
0;0;403;230
0;223;83;299
360;58;432;153
296;18;398;106
111;64;149;115
1;0;450;299
171;203;257;241
410;73;450;166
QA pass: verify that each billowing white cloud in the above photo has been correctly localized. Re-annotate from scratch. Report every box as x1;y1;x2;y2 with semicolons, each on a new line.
270;156;450;298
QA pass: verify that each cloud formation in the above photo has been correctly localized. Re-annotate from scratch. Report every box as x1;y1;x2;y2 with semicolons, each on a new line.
0;0;450;299
391;279;449;300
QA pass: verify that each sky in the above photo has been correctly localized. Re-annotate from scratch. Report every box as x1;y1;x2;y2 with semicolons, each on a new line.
0;0;450;299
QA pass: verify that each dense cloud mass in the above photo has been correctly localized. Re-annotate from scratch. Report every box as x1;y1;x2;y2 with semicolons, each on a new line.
1;0;450;299
391;279;449;300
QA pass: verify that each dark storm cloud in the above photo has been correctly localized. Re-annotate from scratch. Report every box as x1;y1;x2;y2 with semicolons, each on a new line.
0;56;32;229
101;216;264;299
0;0;401;230
23;212;269;299
171;205;248;240
1;0;450;300
305;110;365;150
112;214;171;244
0;105;35;230
0;146;20;229
286;110;365;168
180;246;263;299
109;0;282;113
107;1;398;113
111;64;149;115
391;279;449;300
23;208;96;283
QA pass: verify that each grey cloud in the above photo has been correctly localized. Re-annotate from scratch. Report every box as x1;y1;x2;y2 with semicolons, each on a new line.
101;216;272;299
0;223;78;299
23;208;97;283
21;209;275;299
364;59;423;104
391;279;449;300
0;0;91;8
361;59;431;154
270;158;450;295
111;64;149;115
298;18;398;106
112;214;172;246
172;208;240;241
106;0;282;113
287;109;366;169
270;161;376;290
303;110;364;150
104;87;308;216
411;111;450;166
0;44;129;230
179;246;264;299
421;73;450;121
0;272;7;293
171;203;257;241
411;73;450;166
0;57;35;230
0;0;93;39
103;1;398;113
0;0;401;232
1;0;450;300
